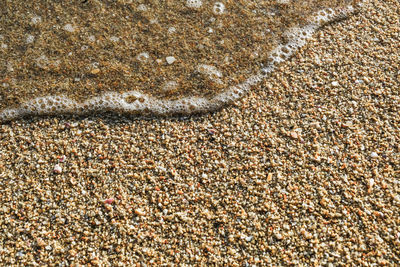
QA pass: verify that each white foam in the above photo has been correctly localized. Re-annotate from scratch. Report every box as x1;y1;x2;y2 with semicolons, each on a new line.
213;2;225;15
31;16;42;24
63;24;75;33
0;5;357;122
162;81;179;92
26;35;35;44
186;0;203;9
197;64;223;84
137;4;148;11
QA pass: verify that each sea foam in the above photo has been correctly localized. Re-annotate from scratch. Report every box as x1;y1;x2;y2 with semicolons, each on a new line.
0;1;359;122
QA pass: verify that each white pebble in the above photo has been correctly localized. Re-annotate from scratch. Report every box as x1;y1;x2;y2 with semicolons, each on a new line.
370;152;379;158
110;36;120;42
137;52;150;62
168;27;176;34
166;56;176;64
53;164;62;174
137;4;148;11
368;178;375;188
331;81;339;87
245;236;253;242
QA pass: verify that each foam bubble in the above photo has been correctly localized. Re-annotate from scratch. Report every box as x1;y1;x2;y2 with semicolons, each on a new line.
197;64;223;84
31;16;42;24
162;81;179;92
26;35;35;44
186;0;203;9
137;4;148;11
213;2;225;15
63;24;75;33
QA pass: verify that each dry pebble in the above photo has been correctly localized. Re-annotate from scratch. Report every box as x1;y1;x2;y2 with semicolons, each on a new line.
0;0;399;265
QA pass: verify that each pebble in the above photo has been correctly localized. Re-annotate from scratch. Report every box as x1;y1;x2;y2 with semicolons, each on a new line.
135;209;146;216
290;131;298;139
104;198;114;204
53;164;62;174
91;68;100;75
370;152;379;158
166;56;176;65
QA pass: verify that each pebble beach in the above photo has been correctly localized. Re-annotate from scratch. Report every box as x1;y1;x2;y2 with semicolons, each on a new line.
0;0;399;265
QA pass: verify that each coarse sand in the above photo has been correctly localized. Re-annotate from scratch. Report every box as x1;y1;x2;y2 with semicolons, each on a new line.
0;0;399;265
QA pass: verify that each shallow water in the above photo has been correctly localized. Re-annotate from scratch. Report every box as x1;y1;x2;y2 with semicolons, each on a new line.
0;0;359;121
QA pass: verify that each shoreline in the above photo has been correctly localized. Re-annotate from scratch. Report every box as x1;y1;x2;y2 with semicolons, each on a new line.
0;2;358;122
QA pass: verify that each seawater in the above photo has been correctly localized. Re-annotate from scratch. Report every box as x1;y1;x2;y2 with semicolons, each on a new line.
0;0;360;122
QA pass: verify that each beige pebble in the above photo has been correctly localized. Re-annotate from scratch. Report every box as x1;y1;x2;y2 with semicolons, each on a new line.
91;68;101;75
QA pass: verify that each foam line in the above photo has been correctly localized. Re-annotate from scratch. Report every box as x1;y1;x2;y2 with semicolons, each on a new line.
0;5;357;122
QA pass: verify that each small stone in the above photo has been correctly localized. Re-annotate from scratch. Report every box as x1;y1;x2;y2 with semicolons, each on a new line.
267;173;273;182
290;131;298;139
69;249;77;256
37;238;46;247
370;152;379;158
331;81;339;87
302;230;312;239
59;155;66;162
166;56;176;64
368;178;375;193
91;259;100;265
275;232;283;240
168;27;176;34
70;177;77;185
135;208;146;216
245;236;253;242
342;121;353;128
53;164;62;174
91;68;100;75
104;198;114;204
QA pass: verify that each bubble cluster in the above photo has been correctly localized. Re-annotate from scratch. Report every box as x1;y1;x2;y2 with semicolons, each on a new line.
162;81;179;92
186;0;203;9
197;64;223;84
63;24;75;33
213;2;225;15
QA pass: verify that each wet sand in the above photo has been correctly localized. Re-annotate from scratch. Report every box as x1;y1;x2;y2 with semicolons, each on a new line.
0;0;399;265
1;0;356;113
